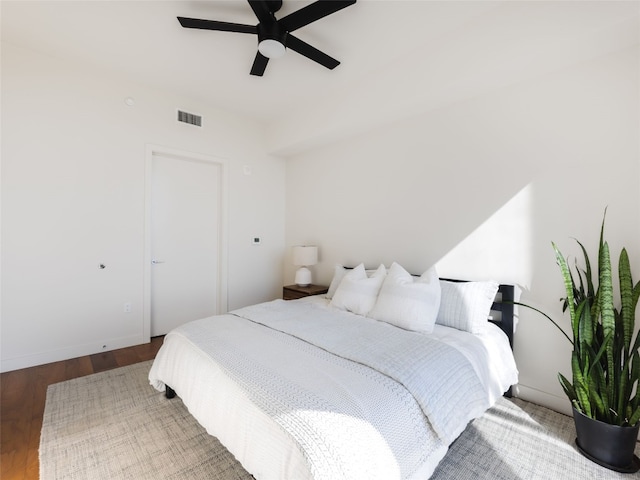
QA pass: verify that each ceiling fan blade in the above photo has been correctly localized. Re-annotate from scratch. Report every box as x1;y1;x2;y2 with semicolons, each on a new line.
177;17;257;34
250;52;270;76
278;0;356;33
286;34;340;70
248;0;276;24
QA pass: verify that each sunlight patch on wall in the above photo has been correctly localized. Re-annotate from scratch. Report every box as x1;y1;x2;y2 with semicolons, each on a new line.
436;184;534;288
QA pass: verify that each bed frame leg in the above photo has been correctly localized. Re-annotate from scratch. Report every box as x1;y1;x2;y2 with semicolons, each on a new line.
165;385;176;399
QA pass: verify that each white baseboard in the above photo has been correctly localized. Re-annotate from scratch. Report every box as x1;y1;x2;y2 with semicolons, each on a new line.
513;383;573;416
515;383;640;442
0;334;149;373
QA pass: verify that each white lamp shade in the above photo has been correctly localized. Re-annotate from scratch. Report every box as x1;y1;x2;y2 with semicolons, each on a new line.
292;246;318;266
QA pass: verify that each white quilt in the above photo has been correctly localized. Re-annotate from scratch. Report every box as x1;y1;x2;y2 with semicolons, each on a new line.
149;299;517;480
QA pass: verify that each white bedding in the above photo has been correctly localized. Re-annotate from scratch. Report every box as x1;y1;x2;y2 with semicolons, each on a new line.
149;296;518;480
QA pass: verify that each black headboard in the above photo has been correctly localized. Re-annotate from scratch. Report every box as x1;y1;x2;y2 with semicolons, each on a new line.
493;284;514;349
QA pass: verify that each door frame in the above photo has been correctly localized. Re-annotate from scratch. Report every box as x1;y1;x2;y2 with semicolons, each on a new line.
143;144;229;341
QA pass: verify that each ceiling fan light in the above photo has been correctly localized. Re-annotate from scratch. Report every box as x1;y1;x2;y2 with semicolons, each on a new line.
258;39;286;59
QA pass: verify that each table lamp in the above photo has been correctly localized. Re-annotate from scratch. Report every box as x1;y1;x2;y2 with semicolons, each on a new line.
293;245;318;287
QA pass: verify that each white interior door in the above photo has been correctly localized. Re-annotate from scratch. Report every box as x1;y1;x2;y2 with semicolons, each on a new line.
150;153;220;336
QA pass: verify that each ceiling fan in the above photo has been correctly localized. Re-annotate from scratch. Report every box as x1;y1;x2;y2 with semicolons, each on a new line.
177;0;356;76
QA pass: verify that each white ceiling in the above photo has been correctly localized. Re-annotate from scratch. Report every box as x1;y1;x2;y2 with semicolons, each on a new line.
2;0;639;149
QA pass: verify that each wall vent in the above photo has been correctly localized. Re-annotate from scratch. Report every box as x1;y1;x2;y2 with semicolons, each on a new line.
177;110;202;127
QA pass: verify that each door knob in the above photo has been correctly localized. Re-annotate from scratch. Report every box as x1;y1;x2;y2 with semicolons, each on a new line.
152;259;165;264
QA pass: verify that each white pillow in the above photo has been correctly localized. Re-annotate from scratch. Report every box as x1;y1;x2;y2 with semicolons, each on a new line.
330;264;386;316
436;280;499;334
368;263;441;333
325;263;386;299
326;264;350;299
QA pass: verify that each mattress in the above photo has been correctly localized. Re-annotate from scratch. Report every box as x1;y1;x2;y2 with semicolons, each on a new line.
149;296;518;480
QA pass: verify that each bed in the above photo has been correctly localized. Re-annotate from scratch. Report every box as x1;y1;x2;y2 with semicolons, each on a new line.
149;263;518;480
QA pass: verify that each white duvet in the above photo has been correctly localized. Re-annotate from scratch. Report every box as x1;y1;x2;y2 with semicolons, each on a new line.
149;297;518;480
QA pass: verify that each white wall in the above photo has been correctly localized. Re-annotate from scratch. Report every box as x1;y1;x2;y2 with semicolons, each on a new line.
2;26;638;417
1;43;286;372
285;46;640;415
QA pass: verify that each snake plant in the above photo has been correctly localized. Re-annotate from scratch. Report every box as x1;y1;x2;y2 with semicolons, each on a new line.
526;212;640;426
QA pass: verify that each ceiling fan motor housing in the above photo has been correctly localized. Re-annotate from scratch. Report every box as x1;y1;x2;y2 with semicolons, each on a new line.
257;20;287;48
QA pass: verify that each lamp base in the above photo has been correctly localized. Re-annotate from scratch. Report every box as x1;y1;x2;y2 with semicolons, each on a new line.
295;267;312;287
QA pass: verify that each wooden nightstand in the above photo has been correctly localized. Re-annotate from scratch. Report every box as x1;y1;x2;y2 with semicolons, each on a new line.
283;284;328;300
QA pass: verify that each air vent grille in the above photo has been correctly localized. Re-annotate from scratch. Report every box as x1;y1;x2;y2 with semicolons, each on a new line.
177;110;202;127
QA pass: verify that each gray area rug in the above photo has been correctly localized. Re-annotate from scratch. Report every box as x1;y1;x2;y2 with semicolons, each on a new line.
40;361;639;479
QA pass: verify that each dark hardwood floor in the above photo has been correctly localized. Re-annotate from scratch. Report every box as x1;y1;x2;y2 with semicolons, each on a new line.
1;336;165;480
